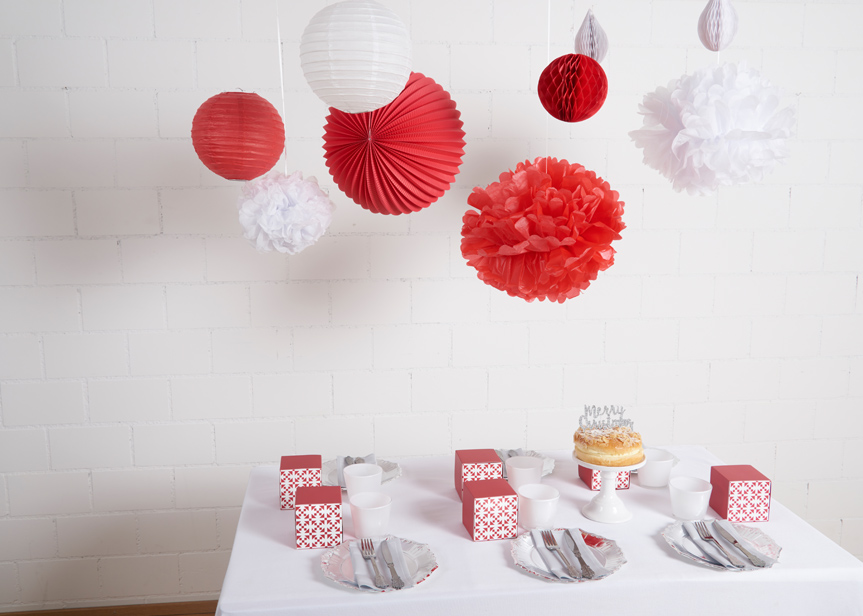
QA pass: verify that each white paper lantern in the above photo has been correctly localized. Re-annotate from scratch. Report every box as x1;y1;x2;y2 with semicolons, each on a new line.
300;0;412;114
698;0;739;52
574;9;609;64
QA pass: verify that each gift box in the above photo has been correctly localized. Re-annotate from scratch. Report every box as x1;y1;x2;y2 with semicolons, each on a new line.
279;454;322;510
709;465;772;522
577;464;630;491
454;449;503;499
294;485;343;549
462;478;518;541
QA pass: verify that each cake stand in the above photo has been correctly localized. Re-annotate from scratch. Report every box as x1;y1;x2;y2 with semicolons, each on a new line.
573;454;646;524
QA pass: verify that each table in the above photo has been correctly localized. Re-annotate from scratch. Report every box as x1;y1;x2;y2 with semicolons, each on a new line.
215;446;863;616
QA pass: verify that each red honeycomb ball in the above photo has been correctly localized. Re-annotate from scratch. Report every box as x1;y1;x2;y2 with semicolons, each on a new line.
537;54;608;123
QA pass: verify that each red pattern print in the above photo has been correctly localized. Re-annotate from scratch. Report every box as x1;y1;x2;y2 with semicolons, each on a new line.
296;503;342;549
727;480;771;522
280;468;322;510
472;495;518;541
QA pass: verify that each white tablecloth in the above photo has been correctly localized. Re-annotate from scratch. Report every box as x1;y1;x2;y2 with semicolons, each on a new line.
215;446;863;616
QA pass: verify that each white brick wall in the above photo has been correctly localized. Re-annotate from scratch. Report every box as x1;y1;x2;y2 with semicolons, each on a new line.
0;0;861;610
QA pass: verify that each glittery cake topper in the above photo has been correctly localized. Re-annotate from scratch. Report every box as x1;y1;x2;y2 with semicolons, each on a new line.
579;404;634;430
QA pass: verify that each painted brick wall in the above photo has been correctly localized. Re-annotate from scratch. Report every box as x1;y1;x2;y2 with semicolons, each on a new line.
1;0;862;609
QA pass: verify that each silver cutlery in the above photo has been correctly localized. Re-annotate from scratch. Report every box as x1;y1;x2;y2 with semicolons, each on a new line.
693;520;746;569
380;540;405;589
564;529;594;579
541;530;580;578
359;538;386;589
714;522;766;568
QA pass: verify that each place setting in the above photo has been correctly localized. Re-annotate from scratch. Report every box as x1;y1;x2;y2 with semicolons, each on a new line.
658;467;780;571
319;452;438;592
321;454;402;490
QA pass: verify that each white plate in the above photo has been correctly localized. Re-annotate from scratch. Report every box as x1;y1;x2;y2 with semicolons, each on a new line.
661;520;781;571
496;449;555;476
322;458;401;490
510;529;625;582
321;536;438;592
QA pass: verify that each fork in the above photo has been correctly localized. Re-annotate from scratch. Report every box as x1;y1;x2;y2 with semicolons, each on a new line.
541;530;580;578
359;538;387;588
693;521;746;569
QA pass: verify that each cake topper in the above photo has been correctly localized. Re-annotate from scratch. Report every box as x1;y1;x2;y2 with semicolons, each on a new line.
579;404;634;430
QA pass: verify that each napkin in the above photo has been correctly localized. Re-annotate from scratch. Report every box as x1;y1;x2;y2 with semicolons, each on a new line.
348;536;413;590
530;529;611;581
336;453;377;488
712;519;778;568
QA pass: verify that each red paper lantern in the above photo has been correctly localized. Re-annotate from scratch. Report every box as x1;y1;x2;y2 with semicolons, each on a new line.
537;54;608;123
461;157;625;303
191;92;285;181
323;72;466;215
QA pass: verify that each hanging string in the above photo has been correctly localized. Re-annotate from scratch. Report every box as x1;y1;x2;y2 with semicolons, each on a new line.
276;3;289;175
545;0;551;164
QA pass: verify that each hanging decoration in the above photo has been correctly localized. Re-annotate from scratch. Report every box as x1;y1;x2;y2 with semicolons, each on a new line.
537;54;608;123
461;157;625;303
629;62;795;196
237;171;335;254
300;0;412;114
574;9;609;63
191;92;285;181
323;71;465;215
698;0;739;52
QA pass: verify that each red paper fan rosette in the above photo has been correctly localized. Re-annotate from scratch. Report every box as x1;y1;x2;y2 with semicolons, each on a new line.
192;92;285;181
323;72;466;215
461;157;625;303
538;54;608;123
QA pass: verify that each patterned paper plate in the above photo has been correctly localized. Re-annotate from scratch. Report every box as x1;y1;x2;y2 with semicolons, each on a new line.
510;529;625;582
321;536;438;593
496;449;555;476
661;520;781;572
322;458;401;490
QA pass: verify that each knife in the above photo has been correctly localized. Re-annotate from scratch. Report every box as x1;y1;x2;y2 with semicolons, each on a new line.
563;529;593;579
380;541;405;589
714;523;766;568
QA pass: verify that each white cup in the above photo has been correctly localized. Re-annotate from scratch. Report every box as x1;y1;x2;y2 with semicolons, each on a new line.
343;463;383;499
506;456;544;491
517;483;560;530
349;492;392;538
639;448;678;488
669;476;713;520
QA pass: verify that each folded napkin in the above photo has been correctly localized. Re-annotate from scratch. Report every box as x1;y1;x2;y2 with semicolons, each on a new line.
348;536;413;590
682;520;776;570
530;529;611;581
336;453;377;488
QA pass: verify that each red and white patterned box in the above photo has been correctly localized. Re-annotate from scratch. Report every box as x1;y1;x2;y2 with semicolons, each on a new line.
295;485;343;549
709;465;772;522
454;449;503;500
279;454;322;510
462;478;518;542
577;464;630;491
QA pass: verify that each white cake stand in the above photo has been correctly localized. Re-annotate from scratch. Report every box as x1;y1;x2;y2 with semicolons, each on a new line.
573;454;647;524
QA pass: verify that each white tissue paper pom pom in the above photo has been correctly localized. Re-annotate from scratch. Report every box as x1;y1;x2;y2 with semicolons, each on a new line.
238;171;335;254
629;62;795;196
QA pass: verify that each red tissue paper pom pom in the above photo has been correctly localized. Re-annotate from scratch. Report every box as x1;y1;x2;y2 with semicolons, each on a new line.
538;54;608;123
323;72;466;215
192;92;285;181
461;157;625;303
